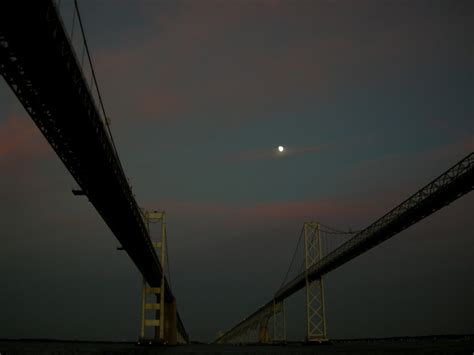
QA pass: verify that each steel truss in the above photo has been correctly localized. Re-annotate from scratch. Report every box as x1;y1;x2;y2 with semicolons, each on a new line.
140;211;167;341
304;223;327;342
272;300;286;343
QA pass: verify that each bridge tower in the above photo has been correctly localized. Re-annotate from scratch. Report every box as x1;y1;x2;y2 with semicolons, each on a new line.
258;319;270;343
304;222;328;342
272;299;286;343
139;210;175;343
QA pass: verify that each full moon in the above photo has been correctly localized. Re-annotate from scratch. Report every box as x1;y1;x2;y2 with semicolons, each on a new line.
278;145;284;152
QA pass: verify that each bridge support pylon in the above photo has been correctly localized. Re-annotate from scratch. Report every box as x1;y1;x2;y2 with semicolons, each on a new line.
304;222;328;343
139;211;175;344
271;299;286;343
258;318;270;343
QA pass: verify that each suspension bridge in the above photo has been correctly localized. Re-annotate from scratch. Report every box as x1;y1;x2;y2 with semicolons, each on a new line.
0;0;187;344
0;0;472;347
215;153;473;343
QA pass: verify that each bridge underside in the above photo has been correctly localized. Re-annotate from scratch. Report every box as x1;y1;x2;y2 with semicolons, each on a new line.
0;0;187;341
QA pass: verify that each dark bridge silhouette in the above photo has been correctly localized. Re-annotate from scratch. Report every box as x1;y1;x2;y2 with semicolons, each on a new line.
0;0;187;343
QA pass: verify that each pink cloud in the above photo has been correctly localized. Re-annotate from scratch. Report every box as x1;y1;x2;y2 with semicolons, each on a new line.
228;148;279;162
90;6;352;127
235;192;404;226
159;191;401;231
223;144;328;163
87;1;463;134
135;89;182;117
344;136;474;180
46;210;98;229
93;49;184;122
289;144;329;155
0;114;59;202
0;114;49;161
239;200;337;222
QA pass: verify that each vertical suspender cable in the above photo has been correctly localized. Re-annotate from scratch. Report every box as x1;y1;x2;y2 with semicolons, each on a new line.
71;5;76;40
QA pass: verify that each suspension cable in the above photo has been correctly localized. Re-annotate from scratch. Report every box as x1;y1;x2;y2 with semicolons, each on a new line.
73;0;123;168
320;223;361;235
277;223;362;292
72;0;150;239
166;236;173;290
276;225;304;292
70;4;76;40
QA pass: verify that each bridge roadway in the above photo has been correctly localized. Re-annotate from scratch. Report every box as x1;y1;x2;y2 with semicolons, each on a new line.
0;0;187;340
217;153;473;342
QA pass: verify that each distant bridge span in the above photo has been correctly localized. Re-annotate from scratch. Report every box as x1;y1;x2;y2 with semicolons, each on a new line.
217;153;473;343
0;0;187;342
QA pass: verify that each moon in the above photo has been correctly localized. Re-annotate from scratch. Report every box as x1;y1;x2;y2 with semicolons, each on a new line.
278;145;284;152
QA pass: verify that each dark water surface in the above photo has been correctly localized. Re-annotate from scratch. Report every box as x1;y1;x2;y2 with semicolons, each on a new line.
1;338;473;354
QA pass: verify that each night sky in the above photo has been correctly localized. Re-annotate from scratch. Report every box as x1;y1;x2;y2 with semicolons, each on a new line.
1;0;473;343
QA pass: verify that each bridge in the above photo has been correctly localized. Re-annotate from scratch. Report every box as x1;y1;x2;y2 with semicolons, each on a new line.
0;0;187;344
1;0;473;346
215;153;473;343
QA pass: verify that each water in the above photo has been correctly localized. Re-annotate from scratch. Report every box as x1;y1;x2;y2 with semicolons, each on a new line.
1;337;473;354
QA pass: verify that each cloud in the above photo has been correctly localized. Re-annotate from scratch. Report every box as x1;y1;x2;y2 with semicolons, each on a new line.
81;0;471;135
428;136;474;161
134;88;183;118
289;144;330;155
0;114;49;162
224;144;329;163
89;5;349;127
344;136;474;180
159;191;400;232
234;193;402;226
87;0;468;135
